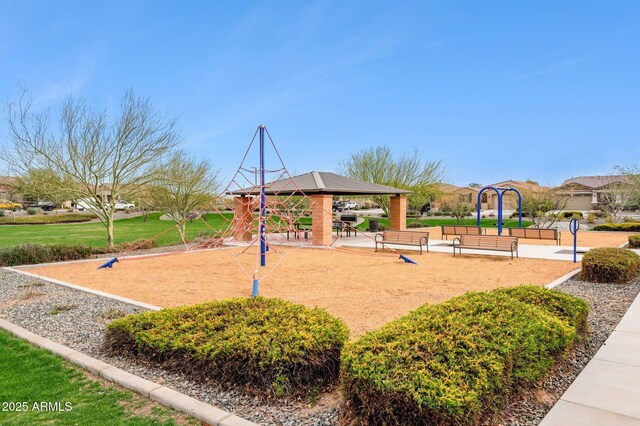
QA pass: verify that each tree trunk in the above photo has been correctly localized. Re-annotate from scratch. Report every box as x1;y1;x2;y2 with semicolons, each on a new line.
107;215;115;248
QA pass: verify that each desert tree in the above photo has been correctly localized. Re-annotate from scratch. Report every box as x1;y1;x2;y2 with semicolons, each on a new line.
442;198;474;224
520;188;569;229
5;89;179;247
145;150;219;241
339;146;444;216
597;179;636;222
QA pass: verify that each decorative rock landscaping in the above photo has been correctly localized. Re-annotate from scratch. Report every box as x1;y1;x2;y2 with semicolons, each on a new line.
1;267;639;425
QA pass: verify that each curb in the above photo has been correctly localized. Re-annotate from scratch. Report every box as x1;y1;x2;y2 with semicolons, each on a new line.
3;267;162;312
0;318;257;426
545;268;582;289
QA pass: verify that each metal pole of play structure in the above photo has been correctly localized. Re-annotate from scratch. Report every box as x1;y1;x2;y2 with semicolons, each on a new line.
569;218;580;264
259;125;266;268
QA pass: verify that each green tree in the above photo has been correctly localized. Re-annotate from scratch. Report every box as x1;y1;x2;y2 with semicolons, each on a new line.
145;151;219;240
339;146;444;216
520;188;568;228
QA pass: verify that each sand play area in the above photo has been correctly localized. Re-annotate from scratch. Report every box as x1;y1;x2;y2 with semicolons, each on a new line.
25;246;579;336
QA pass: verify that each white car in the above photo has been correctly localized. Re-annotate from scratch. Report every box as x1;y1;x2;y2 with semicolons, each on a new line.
341;201;359;210
114;200;135;210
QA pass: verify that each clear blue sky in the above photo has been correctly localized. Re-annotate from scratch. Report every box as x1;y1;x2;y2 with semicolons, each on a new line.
1;1;638;187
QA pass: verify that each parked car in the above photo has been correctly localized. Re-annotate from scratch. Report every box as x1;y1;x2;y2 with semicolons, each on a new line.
22;201;56;211
114;200;135;210
0;200;22;211
75;198;104;212
341;201;359;210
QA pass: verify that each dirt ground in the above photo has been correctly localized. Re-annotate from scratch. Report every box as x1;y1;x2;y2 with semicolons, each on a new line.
424;227;630;248
25;246;578;336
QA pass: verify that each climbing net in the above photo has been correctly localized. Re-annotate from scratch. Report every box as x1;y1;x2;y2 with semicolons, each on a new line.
108;125;406;291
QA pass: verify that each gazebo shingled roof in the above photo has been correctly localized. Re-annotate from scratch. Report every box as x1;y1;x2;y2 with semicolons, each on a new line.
231;171;411;196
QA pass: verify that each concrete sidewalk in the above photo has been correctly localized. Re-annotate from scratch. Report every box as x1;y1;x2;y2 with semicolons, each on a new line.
541;291;640;425
338;233;586;262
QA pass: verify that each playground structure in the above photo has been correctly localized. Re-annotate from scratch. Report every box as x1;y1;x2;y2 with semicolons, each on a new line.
97;125;415;296
476;185;523;235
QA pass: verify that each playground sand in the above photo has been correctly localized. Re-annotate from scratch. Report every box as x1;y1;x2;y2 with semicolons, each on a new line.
25;247;578;336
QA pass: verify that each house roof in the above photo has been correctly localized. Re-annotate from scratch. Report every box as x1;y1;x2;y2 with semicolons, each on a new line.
435;183;479;193
488;180;546;192
561;175;631;189
231;171;411;196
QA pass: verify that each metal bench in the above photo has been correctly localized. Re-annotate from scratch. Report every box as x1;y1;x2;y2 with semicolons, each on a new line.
452;234;519;259
440;225;484;240
375;230;429;254
509;227;560;245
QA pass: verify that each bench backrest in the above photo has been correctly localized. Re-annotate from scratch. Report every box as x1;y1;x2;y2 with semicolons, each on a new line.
460;234;517;250
441;225;483;235
509;227;558;240
383;230;429;244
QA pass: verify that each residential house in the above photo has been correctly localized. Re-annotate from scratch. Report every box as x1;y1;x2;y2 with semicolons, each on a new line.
0;176;18;201
557;175;633;211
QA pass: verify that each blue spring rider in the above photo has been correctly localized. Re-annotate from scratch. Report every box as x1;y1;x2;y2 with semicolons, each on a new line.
98;257;119;269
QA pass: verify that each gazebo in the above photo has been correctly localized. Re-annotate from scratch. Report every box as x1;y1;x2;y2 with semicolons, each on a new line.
231;171;411;246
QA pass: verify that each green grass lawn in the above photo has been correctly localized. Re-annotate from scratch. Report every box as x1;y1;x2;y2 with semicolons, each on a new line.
0;329;198;425
0;212;234;249
0;212;532;250
354;216;532;230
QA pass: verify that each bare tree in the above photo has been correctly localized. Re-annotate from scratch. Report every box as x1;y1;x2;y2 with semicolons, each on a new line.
5;90;179;247
617;165;640;211
339;146;444;216
598;180;635;222
442;199;474;224
520;188;569;229
145;151;219;240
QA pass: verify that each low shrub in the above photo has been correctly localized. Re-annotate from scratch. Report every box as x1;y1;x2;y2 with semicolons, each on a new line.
591;223;640;232
26;207;40;215
0;213;94;225
624;217;640;223
586;212;597;224
0;210;5;217
91;239;158;254
105;297;349;398
630;235;640;249
581;248;640;284
0;244;93;267
377;223;389;231
559;211;583;219
407;221;425;228
340;287;588;425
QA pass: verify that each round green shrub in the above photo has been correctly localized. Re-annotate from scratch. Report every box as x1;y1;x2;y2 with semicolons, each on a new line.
340;287;587;425
407;221;424;228
581;248;640;284
0;210;5;217
26;207;40;215
105;297;349;398
592;223;640;232
629;234;640;249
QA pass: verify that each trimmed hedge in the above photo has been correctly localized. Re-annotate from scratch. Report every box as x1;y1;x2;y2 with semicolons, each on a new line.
581;248;640;284
629;234;640;249
91;239;158;254
105;297;349;398
0;213;95;225
0;244;93;266
592;222;640;232
340;287;588;425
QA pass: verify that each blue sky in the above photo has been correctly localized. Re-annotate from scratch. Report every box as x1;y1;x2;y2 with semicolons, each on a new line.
1;1;639;187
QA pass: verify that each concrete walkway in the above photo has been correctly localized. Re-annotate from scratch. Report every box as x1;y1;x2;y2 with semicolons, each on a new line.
337;233;586;262
541;291;640;425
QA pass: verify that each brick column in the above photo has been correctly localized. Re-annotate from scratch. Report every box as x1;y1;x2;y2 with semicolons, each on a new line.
233;196;253;241
311;194;333;246
390;195;407;231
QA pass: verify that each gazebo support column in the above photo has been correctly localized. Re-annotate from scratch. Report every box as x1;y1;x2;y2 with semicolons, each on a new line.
311;194;333;246
390;194;407;231
233;196;253;241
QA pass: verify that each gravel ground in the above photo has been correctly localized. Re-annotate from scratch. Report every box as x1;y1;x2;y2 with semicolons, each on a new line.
2;267;639;425
496;276;640;425
0;269;339;426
